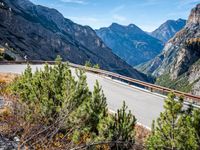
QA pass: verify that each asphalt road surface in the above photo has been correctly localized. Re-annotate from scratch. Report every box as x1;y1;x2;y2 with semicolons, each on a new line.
0;64;166;127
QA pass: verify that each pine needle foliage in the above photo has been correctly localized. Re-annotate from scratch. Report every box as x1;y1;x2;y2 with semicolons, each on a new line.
146;93;198;150
9;56;136;149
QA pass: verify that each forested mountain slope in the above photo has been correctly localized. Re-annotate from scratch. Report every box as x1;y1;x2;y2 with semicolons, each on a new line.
137;4;200;95
0;0;148;81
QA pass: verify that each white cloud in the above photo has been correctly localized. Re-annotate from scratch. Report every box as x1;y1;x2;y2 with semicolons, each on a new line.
111;5;125;13
110;5;128;24
113;14;127;22
59;0;87;4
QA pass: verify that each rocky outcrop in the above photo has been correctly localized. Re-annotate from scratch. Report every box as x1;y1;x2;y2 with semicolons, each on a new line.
0;135;19;150
137;4;200;95
150;19;186;43
188;60;200;95
0;97;19;150
96;23;164;66
0;45;22;61
0;0;149;81
188;4;200;24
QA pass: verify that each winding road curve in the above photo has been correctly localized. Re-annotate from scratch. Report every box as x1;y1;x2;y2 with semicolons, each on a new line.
0;64;167;128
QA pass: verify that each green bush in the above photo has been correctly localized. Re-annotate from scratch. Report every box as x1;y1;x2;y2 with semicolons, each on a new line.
146;93;198;150
156;74;194;93
85;60;92;67
11;56;76;123
9;56;136;149
98;101;136;150
85;60;100;69
188;108;200;147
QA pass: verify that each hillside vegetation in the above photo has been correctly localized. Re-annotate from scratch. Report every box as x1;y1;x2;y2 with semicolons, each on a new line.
137;4;200;96
0;0;148;81
0;57;139;149
156;39;200;93
0;57;200;149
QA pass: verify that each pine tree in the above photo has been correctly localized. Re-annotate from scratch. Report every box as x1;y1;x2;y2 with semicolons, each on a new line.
11;56;75;123
108;101;136;150
85;61;92;67
146;93;198;150
71;80;108;144
93;64;100;69
68;68;94;144
87;80;108;135
191;109;200;147
10;56;137;149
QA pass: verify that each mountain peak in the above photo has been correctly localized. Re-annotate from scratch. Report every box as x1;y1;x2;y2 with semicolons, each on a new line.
108;22;144;35
128;24;137;28
127;24;143;31
109;23;139;29
0;0;149;81
188;4;200;25
138;4;200;95
177;18;185;22
11;0;34;8
96;22;163;66
110;22;120;26
109;23;125;29
150;18;186;43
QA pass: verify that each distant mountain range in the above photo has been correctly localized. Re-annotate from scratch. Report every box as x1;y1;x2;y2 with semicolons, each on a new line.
1;0;197;91
137;4;200;95
95;19;186;67
0;0;149;81
96;23;164;66
150;19;186;43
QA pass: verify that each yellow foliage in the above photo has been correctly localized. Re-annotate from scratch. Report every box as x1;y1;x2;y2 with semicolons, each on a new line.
0;73;18;83
0;48;5;53
0;107;12;117
186;38;200;44
96;144;111;150
0;73;18;96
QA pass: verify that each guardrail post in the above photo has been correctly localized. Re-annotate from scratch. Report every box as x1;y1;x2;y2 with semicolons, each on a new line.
162;89;165;95
149;87;153;92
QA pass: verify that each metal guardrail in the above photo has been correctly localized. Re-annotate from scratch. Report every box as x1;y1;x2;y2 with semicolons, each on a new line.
1;60;200;104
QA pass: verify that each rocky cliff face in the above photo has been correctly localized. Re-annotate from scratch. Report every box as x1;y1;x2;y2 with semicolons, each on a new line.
188;4;200;24
0;0;149;81
137;4;200;95
96;23;163;66
150;19;186;43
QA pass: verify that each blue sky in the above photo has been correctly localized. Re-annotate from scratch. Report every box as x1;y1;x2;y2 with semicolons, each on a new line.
30;0;200;31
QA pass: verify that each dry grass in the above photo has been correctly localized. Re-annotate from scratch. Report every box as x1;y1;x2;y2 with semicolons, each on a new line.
0;73;19;97
0;73;151;149
0;73;18;113
135;124;150;148
0;73;19;83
